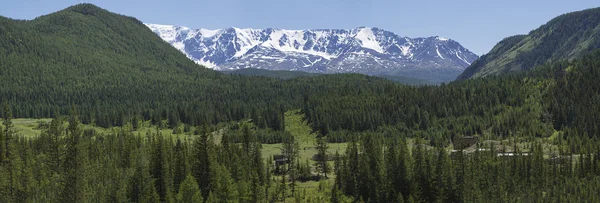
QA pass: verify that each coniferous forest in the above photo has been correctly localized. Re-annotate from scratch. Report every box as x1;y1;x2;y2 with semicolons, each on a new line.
2;3;600;203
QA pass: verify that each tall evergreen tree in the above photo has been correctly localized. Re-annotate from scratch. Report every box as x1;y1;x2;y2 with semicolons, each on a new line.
193;124;212;200
61;108;88;203
282;134;300;196
314;136;331;179
176;174;203;203
1;103;13;165
173;139;189;191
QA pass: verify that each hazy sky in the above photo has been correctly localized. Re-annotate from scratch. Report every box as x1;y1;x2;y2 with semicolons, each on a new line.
1;0;599;55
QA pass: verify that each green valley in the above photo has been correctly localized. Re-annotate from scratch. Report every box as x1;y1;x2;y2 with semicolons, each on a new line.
1;3;600;203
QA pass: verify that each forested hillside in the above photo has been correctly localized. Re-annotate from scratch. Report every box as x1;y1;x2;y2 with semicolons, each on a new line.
0;4;304;129
2;3;600;203
457;7;600;79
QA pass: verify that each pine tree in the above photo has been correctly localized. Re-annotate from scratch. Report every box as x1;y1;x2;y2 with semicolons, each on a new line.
265;156;272;201
45;118;64;174
315;136;331;179
193;124;212;200
386;137;400;199
0;118;4;166
396;192;405;203
434;146;455;203
176;174;203;203
211;164;237;202
345;141;360;198
1;103;13;164
282;134;299;196
131;115;140;131
150;134;174;202
61;108;88;203
412;138;430;202
173;139;189;190
129;152;160;203
242;124;252;153
205;192;217;203
0;103;17;201
333;151;343;190
251;142;266;202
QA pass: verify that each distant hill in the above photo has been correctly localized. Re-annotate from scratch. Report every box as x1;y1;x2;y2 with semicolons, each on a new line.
457;7;600;79
0;3;277;125
0;3;220;92
0;4;402;127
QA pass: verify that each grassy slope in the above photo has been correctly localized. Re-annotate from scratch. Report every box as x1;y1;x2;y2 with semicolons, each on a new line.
458;7;600;79
262;110;347;165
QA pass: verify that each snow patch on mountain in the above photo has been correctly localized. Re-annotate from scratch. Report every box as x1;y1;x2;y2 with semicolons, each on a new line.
355;27;384;53
199;28;220;38
436;46;444;59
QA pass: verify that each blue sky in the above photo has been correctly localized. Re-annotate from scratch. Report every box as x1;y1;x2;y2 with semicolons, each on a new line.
1;0;599;55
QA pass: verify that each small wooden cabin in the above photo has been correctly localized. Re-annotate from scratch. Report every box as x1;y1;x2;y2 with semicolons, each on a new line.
273;155;289;174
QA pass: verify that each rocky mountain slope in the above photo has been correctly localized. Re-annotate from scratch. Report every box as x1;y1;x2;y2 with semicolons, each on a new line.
146;24;478;82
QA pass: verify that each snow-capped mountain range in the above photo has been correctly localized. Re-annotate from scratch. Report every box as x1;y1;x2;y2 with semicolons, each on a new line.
146;24;478;82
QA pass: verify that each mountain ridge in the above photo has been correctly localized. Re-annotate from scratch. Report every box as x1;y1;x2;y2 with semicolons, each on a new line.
146;24;478;82
457;7;600;79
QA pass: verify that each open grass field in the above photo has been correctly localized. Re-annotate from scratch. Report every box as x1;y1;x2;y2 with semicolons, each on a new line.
262;110;347;164
261;110;345;201
9;118;202;142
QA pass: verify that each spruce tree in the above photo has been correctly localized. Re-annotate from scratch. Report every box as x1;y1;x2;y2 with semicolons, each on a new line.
61;108;87;203
314;136;331;179
173;139;188;190
176;174;203;203
1;103;13;165
193;124;212;200
282;134;299;196
211;164;237;202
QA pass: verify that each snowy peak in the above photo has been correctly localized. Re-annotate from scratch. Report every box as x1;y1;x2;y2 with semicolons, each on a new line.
354;27;385;53
145;23;478;82
145;24;191;43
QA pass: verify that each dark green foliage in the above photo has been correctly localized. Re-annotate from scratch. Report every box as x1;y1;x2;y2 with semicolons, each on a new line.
0;103;12;164
0;3;296;129
2;3;600;203
281;134;300;196
224;68;323;80
192;125;212;200
225;68;435;85
301;71;553;140
334;133;600;202
228;126;294;144
314;137;330;179
176;174;203;203
61;109;88;202
548;51;600;137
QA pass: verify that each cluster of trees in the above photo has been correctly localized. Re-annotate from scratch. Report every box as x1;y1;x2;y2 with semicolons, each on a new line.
2;105;600;202
332;132;600;202
226;124;294;144
0;106;293;202
302;69;554;143
548;51;600;137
